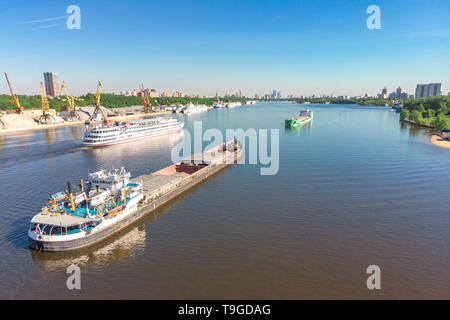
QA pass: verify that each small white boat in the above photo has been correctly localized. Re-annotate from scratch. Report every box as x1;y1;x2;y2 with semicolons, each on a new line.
226;102;241;108
182;105;200;114
197;104;208;112
182;103;205;114
173;105;185;113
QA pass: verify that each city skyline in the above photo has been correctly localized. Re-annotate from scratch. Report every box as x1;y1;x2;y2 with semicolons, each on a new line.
3;71;447;99
0;0;449;96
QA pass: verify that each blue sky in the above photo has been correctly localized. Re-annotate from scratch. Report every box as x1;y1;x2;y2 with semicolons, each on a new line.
0;0;449;96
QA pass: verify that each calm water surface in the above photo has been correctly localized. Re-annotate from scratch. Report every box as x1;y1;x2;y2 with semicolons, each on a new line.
0;102;449;299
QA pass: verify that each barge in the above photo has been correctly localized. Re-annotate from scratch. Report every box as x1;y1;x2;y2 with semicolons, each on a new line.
285;110;313;127
28;140;242;252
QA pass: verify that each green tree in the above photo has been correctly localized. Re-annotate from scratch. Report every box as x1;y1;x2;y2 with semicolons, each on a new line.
400;109;409;121
411;110;423;125
426;109;435;119
439;101;448;113
418;104;426;117
432;114;450;131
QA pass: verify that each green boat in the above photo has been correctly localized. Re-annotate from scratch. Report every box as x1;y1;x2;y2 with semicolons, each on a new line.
285;110;313;127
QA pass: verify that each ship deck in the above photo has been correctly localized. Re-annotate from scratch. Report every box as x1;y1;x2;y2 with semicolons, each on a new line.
133;172;188;200
287;116;310;121
31;212;91;226
132;143;239;203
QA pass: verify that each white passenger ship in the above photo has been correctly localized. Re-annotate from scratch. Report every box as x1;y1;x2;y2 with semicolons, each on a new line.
81;117;184;146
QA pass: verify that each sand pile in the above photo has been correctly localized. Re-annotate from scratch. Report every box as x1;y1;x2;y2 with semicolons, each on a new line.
72;106;117;120
2;114;39;129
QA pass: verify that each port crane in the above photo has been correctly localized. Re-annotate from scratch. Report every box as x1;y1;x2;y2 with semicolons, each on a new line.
60;81;81;121
90;81;107;122
39;82;56;124
139;83;153;113
4;72;24;114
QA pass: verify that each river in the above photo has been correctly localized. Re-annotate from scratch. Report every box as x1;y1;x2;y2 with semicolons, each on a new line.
0;102;448;299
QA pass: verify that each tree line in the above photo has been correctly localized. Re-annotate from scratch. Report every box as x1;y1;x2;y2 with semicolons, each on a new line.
400;96;450;131
292;97;391;106
0;94;245;112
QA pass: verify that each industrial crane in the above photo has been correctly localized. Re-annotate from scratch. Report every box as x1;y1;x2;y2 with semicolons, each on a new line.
39;82;55;124
139;83;153;113
60;81;80;121
64;179;85;212
4;73;24;114
90;81;107;122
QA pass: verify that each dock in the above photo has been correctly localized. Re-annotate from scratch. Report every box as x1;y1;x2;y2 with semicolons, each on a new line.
0;108;172;135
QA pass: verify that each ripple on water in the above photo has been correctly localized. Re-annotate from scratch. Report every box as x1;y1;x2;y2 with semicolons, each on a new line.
0;104;449;299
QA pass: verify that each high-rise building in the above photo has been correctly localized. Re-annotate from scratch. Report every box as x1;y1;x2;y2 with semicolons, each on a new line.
400;93;408;100
270;90;281;99
415;83;442;98
381;87;388;99
428;83;441;96
415;85;426;98
172;91;185;97
43;72;60;97
389;92;397;100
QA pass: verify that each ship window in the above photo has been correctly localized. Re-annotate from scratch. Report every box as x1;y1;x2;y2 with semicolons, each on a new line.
41;224;51;235
49;226;63;235
67;225;80;233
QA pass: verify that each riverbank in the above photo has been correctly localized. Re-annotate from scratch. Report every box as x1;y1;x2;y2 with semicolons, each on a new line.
401;118;434;128
0;110;172;135
0;119;85;134
430;134;450;150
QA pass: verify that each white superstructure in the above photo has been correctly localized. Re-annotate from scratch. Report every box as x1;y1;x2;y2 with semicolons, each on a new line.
81;117;184;146
28;168;144;250
225;102;242;108
181;103;208;114
173;104;185;113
